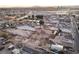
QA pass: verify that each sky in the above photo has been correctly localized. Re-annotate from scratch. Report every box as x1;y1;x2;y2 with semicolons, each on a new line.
0;0;79;7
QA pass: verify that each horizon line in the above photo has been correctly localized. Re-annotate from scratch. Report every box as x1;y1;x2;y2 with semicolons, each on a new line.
0;5;79;8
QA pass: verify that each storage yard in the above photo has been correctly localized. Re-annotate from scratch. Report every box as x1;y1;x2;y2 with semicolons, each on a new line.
0;7;79;54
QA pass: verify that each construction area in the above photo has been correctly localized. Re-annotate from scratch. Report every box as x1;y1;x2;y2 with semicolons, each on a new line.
0;7;79;54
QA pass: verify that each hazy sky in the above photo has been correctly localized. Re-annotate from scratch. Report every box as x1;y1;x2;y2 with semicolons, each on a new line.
0;0;79;7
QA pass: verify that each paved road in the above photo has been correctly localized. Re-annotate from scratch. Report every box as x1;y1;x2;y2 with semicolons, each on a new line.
70;16;79;53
